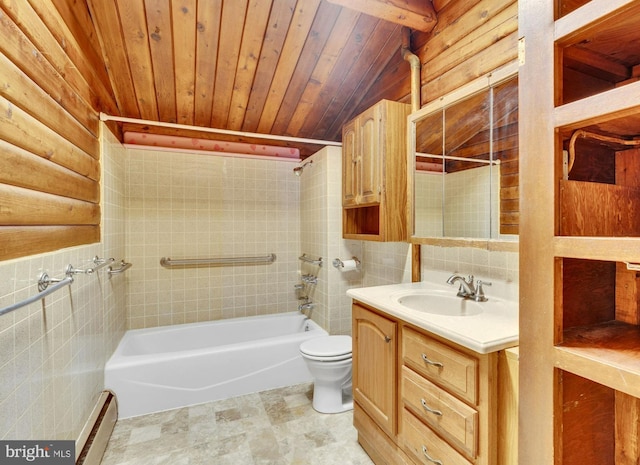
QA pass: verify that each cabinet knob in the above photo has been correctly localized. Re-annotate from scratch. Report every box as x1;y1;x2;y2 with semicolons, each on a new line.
421;353;444;368
384;335;391;343
422;446;444;465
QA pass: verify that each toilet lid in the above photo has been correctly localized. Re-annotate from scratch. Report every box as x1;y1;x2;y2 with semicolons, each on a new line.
300;335;352;358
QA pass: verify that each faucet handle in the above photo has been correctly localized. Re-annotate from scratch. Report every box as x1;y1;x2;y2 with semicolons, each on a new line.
474;280;492;302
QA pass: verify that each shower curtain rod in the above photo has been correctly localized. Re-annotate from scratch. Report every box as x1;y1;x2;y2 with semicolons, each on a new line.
100;113;342;148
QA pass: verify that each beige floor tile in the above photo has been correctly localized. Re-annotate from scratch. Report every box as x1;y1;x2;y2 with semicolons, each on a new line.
101;383;373;465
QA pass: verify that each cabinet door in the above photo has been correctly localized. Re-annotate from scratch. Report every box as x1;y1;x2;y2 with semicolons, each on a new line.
342;119;358;207
353;303;397;436
357;105;381;205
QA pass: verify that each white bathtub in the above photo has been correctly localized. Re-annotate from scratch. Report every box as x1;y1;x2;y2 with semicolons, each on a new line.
105;312;327;418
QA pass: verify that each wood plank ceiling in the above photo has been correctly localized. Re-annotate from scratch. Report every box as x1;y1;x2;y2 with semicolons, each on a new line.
85;0;438;157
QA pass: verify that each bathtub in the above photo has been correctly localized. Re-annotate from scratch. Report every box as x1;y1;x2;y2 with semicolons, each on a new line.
105;312;327;418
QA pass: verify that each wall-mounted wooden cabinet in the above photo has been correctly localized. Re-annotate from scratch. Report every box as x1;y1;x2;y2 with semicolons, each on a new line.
342;100;410;241
519;1;640;464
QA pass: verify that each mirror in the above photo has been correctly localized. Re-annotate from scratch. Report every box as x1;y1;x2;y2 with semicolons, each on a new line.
409;65;519;244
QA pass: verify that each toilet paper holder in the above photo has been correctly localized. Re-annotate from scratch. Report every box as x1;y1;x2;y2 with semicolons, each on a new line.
332;257;360;270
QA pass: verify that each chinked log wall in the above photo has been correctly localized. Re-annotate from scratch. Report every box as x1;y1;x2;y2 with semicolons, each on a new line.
414;0;519;235
0;1;114;260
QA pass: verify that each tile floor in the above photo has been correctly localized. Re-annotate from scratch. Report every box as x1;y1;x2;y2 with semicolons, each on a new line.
101;383;374;465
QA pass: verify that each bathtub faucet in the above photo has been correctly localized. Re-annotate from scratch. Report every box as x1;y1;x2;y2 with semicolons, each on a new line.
299;301;315;312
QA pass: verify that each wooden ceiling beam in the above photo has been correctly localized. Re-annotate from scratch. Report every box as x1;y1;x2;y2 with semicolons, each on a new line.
326;0;437;32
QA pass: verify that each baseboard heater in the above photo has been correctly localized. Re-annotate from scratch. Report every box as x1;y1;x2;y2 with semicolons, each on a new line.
75;390;118;465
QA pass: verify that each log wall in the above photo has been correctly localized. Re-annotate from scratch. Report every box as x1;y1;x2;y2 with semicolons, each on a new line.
0;1;115;260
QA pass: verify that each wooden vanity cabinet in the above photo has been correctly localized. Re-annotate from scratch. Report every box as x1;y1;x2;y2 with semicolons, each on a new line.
352;303;397;437
352;301;513;465
342;100;410;241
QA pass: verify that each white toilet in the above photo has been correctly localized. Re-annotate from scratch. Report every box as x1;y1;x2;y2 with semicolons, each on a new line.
299;335;353;414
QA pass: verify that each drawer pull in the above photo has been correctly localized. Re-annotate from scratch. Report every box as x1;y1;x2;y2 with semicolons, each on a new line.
385;335;391;343
421;398;443;416
421;353;444;368
422;445;444;465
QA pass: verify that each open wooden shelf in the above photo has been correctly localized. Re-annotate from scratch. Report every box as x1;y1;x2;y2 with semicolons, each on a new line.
555;0;635;24
554;3;640;460
559;181;640;237
554;81;640;129
343;205;383;240
556;322;640;398
555;1;640;106
521;0;640;463
554;237;640;263
555;0;639;35
554;369;640;465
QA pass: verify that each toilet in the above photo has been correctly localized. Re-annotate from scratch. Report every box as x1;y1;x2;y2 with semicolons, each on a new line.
299;335;353;414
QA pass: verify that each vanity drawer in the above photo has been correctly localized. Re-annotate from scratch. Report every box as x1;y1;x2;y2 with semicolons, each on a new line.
402;408;473;465
402;366;478;458
402;327;478;404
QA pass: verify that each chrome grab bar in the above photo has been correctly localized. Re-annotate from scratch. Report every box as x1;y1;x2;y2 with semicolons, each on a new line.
298;254;322;266
0;255;132;317
107;261;133;275
0;274;74;317
160;254;276;268
66;256;116;275
301;274;318;285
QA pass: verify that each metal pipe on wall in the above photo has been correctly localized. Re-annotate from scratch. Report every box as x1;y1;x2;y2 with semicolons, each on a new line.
401;27;421;113
401;27;423;282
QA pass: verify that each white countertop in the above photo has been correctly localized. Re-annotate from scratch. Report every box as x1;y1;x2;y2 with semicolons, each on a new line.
347;275;519;354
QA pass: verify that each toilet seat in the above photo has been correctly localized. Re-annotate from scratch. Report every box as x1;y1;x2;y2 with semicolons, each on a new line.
300;336;352;362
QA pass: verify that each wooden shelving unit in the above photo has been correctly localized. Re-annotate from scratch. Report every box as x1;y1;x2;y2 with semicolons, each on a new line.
520;1;640;464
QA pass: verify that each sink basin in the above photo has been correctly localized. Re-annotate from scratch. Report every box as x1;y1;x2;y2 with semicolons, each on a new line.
394;290;483;316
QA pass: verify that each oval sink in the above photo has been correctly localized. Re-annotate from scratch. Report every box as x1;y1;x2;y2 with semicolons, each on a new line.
394;291;483;316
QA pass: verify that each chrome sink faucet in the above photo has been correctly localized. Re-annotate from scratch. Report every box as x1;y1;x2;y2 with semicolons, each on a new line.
447;274;476;298
446;274;491;302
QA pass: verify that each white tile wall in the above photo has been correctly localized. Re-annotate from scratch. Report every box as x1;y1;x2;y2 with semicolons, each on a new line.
421;244;519;284
362;242;412;287
299;147;364;335
125;149;301;329
0;125;127;439
414;172;443;237
416;165;499;239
